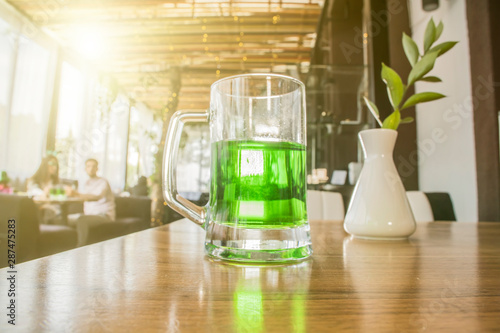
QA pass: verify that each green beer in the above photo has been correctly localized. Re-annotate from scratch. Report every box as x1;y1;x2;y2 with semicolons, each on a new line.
209;140;307;229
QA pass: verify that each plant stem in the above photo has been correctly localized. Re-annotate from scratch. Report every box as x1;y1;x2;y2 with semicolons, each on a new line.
398;87;410;111
372;111;383;127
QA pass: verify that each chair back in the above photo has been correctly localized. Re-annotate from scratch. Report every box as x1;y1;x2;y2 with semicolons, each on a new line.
321;191;345;221
115;196;152;226
307;190;323;221
307;190;345;221
425;192;457;221
406;191;434;223
0;194;40;266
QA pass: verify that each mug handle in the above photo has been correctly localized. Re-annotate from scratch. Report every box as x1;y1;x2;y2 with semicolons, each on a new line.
163;110;209;227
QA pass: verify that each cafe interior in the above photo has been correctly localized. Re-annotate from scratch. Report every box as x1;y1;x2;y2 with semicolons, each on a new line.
0;0;499;331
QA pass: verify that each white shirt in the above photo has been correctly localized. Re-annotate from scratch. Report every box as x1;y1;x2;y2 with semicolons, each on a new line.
81;177;116;220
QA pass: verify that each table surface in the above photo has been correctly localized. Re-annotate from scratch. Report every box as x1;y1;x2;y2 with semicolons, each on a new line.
1;219;499;332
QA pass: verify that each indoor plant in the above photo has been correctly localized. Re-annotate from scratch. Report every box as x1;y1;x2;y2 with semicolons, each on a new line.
344;18;457;239
364;18;457;129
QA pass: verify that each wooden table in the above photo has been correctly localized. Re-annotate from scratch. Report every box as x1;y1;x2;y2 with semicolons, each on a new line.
1;220;499;332
33;197;84;224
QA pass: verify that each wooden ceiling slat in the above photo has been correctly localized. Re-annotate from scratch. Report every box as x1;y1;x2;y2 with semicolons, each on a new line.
36;10;320;23
50;25;318;38
96;47;311;56
17;6;321;19
45;13;321;26
11;0;322;8
93;54;310;69
101;34;307;45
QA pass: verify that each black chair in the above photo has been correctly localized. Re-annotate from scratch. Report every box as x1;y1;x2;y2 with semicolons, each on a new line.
163;192;209;224
424;192;457;221
0;194;77;267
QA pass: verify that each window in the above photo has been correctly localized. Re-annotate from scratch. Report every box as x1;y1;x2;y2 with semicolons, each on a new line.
126;104;161;189
55;61;85;180
55;75;134;192
103;95;130;191
0;11;158;193
0;17;17;168
177;123;210;194
3;34;53;184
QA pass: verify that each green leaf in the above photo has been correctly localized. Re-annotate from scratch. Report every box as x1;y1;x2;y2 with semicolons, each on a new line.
382;110;401;130
401;92;446;110
363;96;383;127
402;33;419;67
424;18;436;52
435;21;444;41
429;41;458;57
420;76;442;82
381;63;404;109
407;50;439;86
400;117;414;124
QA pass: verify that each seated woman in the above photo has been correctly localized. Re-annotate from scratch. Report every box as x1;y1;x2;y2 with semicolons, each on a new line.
27;155;63;223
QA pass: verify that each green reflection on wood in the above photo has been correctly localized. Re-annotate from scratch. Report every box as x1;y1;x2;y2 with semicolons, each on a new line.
234;282;264;333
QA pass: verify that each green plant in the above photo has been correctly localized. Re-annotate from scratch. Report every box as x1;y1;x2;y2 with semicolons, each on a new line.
0;171;10;185
364;18;457;130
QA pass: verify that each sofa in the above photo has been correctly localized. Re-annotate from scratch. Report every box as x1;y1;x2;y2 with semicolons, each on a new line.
0;194;77;267
84;195;152;245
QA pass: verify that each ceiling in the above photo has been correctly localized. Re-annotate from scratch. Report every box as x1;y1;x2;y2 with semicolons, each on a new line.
7;0;325;112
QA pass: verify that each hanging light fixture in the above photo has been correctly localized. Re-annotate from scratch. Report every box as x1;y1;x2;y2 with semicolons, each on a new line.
422;0;439;12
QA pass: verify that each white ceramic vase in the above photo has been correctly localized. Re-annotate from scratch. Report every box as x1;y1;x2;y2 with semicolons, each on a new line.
344;129;416;240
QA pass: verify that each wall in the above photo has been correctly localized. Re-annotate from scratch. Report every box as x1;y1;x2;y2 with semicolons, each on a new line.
408;0;478;221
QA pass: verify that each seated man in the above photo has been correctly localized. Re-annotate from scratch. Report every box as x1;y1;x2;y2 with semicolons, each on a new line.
67;158;116;246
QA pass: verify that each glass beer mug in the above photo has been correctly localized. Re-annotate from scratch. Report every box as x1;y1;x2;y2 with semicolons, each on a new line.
163;74;312;262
